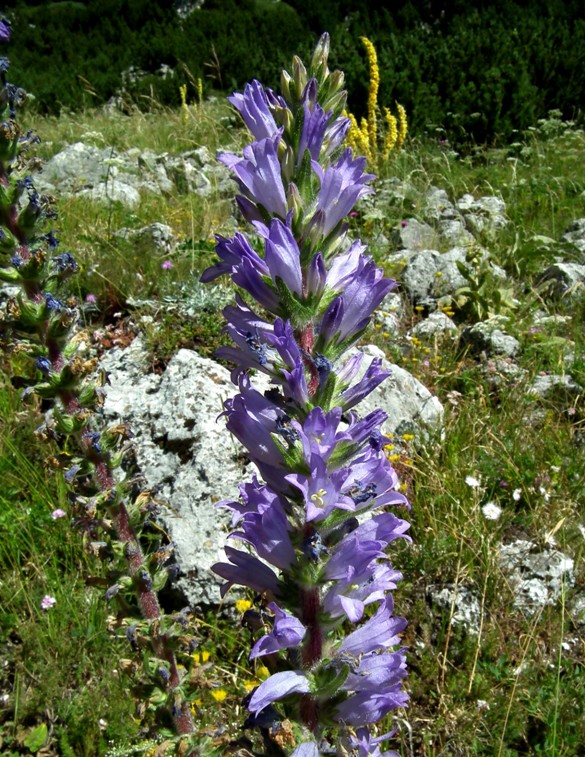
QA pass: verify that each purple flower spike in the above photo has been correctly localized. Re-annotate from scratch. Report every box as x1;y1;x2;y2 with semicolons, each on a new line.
219;134;287;219
229;80;281;141
250;602;306;658
248;670;310;713
206;36;411;751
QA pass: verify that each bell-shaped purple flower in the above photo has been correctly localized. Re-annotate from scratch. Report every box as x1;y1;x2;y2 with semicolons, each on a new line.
219;134;287;219
228;79;283;141
334;684;409;726
298;101;331;166
228;481;296;570
338;597;407;656
250;602;306;658
318;259;396;352
338;356;391;411
248;670;310;714
312;149;375;237
287;453;353;522
200;231;267;283
341;650;407;694
265;218;303;297
212;546;282;599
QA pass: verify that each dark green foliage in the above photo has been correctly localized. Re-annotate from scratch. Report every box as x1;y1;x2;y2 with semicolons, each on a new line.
4;0;584;144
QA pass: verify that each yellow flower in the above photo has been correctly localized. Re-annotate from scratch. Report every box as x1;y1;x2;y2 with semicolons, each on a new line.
383;109;398;157
210;689;227;703
360;37;379;151
235;598;253;614
396;102;408;148
402;433;415;441
256;665;270;680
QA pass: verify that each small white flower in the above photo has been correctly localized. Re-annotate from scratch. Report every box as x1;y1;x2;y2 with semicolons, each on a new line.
465;475;481;488
512;488;522;501
539;486;550;502
476;699;490;712
482;501;502;521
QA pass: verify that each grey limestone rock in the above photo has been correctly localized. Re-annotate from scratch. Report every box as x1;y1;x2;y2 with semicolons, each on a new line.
427;584;481;633
116;223;177;258
528;373;583;401
355;344;444;438
561;218;585;261
499;539;574;613
391;219;440;252
535;263;585;298
411;311;458;339
456;193;509;237
399;248;470;307
460;318;520;358
100;338;248;607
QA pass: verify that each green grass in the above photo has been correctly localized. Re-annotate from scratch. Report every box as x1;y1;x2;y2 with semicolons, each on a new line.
1;106;584;754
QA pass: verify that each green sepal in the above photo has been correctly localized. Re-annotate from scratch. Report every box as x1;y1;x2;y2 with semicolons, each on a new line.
311;371;337;414
78;382;98;408
272;434;309;475
273;277;315;327
53;407;86;435
152;569;169;593
16;295;44;327
312;659;350;699
47;309;77;340
327;439;358;470
0;266;20;283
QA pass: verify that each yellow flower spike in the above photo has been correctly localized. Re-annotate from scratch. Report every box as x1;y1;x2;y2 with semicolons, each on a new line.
360;37;379;151
210;689;227;703
179;84;189;123
196;76;203;105
382;108;398;158
396;102;408;148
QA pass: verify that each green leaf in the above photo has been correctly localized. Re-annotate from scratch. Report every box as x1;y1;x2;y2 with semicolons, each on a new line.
23;723;48;753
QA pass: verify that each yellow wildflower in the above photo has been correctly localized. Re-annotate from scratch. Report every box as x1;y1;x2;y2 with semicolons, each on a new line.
235;598;253;614
196;76;203;105
360;37;379;151
179;84;189;123
210;689;227;703
396;102;408;148
382;108;398;158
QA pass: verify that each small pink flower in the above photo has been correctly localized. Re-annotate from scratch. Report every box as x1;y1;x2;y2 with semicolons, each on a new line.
51;508;66;520
161;260;174;270
85;293;97;304
41;595;56;610
400;220;408;228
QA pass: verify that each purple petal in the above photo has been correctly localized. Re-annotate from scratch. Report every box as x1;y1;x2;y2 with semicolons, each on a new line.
250;602;306;658
212;546;281;598
248;670;310;713
229;79;280;140
265;219;303;296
